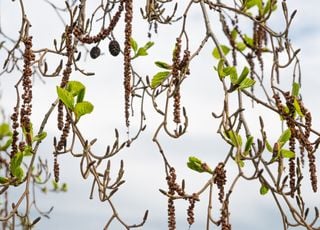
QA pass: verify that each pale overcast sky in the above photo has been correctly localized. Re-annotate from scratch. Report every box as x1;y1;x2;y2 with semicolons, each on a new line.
0;1;320;229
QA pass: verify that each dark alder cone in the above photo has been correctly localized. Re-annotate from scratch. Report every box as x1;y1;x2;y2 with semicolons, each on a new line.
90;46;101;59
109;40;120;56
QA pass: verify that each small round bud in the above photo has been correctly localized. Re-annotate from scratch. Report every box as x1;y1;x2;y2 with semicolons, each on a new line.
109;40;120;56
90;46;101;59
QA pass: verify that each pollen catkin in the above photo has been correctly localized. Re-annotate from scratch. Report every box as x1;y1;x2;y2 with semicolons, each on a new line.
73;1;124;44
123;0;133;128
53;153;60;183
172;38;181;124
20;36;35;146
214;162;227;203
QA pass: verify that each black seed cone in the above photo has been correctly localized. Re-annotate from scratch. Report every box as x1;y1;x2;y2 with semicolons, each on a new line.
109;40;120;56
90;46;101;59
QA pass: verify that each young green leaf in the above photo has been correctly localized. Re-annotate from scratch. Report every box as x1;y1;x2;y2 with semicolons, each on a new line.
130;37;138;52
155;61;172;70
0;123;12;139
0;177;9;184
239;78;255;90
266;140;273;153
56;86;75;110
33;131;47;142
278;129;291;146
231;29;238;40
212;45;230;59
236;42;247;51
10;152;23;171
237;66;250;85
216;59;226;78
151;71;171;89
0;137;12;151
23;145;33;156
187;156;205;173
137;47;148;56
143;41;154;50
66;81;85;97
260;184;269;195
243;35;254;47
291;82;300;97
244;136;254;152
75;101;94;120
293;98;304;117
281;149;295;159
13;167;24;181
77;88;86;103
10;152;24;180
226;130;242;147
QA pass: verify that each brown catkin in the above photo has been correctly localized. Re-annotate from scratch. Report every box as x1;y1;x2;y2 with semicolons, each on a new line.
53;153;60;183
308;153;317;192
20;36;35;146
123;0;133;128
289;136;296;197
187;194;198;226
172;38;181;124
73;1;124;44
214;163;227;203
221;200;231;230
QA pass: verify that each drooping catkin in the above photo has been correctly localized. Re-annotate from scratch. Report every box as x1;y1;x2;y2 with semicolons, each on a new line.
73;1;124;44
123;0;133;128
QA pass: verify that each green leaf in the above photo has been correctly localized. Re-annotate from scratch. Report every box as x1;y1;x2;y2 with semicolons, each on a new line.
13;167;24;181
56;87;75;110
0;177;9;184
278;129;291;146
281;149;295;159
10;152;24;180
231;29;238;40
212;45;230;59
230;69;238;84
245;0;263;11
130;37;138;52
74;101;94;120
216;59;226;78
266;140;273;153
66;81;85;97
260;184;269;195
293;98;304;117
236;42;247;51
137;47;148;56
244;136;254;152
155;61;172;70
239;78;255;90
151;71;171;89
143;41;154;50
0;123;12;139
226;130;242;147
291;82;300;97
77;88;86;103
10;152;23;171
33;132;47;142
236;66;250;85
223;66;236;77
0;137;12;151
187;156;205;173
23;145;33;156
244;35;254;47
263;0;277;16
